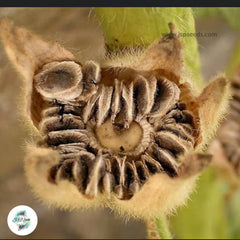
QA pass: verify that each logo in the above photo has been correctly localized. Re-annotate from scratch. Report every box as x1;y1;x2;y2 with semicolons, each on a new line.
7;205;38;236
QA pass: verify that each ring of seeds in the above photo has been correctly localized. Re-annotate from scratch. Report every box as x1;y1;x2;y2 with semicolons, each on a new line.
33;60;198;200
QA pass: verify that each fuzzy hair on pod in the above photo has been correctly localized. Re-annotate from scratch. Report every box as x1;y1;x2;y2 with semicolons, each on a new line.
0;19;230;219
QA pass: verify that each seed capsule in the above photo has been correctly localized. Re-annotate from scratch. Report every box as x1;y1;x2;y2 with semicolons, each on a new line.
2;19;229;219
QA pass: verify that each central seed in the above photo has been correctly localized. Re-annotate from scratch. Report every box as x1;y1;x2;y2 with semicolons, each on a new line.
95;119;143;153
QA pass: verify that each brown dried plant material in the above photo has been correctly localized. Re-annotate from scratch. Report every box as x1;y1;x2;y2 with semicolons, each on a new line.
0;19;230;219
209;140;239;196
216;67;240;179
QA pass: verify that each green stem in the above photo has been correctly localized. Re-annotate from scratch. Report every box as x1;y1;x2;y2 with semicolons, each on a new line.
155;216;172;239
95;7;203;90
146;217;172;239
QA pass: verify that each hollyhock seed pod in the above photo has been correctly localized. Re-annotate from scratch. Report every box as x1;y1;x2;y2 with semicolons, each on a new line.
0;19;230;219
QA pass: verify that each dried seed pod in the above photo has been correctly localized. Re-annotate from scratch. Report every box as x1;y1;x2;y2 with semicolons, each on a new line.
0;19;230;219
217;67;240;176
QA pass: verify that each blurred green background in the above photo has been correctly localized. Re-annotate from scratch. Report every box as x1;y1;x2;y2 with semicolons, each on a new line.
0;7;240;239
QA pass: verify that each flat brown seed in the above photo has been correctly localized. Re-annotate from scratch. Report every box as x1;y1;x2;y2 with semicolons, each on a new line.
72;151;95;193
102;172;116;195
155;131;192;155
47;129;89;146
34;61;83;100
142;152;163;173
122;82;134;128
111;79;123;123
125;162;141;194
150;79;180;118
97;85;113;126
150;144;179;176
83;87;101;123
48;164;62;184
57;143;86;154
72;159;88;194
134;76;157;121
135;161;150;182
81;61;101;98
60;153;81;161
129;180;141;194
59;159;75;181
134;75;151;120
113;156;132;199
42;107;60;118
174;110;195;125
178;123;194;135
85;153;106;198
159;123;195;144
114;185;132;200
147;77;158;113
40;115;84;133
82;61;101;85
